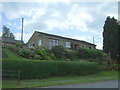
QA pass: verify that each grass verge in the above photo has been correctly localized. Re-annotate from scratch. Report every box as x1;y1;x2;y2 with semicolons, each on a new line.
2;49;24;59
2;71;118;88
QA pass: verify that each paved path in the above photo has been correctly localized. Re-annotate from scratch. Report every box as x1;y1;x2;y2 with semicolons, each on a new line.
48;80;118;88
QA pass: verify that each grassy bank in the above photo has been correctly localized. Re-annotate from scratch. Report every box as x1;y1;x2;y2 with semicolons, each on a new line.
2;49;24;59
2;71;118;88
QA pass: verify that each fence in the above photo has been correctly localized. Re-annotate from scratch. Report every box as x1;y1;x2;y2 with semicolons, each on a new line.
2;70;21;83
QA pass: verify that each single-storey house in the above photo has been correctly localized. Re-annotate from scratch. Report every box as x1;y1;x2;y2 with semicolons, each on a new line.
27;31;96;50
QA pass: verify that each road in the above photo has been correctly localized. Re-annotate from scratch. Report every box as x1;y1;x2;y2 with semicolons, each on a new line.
47;80;119;88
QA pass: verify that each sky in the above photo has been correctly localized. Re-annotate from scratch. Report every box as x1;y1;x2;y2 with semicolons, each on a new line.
0;0;118;50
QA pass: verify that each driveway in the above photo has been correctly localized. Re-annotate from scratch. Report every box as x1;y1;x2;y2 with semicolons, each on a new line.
47;80;119;88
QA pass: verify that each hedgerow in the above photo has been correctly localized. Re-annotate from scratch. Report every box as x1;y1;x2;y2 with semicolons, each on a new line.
78;48;103;61
2;59;99;79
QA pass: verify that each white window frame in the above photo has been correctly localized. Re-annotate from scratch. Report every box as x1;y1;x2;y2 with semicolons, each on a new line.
29;44;31;48
66;42;71;48
49;39;59;49
38;40;42;46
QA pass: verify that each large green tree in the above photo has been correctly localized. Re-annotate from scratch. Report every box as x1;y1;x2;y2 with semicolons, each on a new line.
103;16;119;59
118;23;120;61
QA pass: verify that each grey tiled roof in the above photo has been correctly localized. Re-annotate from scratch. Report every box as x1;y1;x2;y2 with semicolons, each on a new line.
1;37;24;44
35;31;96;46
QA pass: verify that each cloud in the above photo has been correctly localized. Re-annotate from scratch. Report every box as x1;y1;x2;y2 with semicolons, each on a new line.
0;32;2;36
2;2;118;49
14;32;33;43
96;42;103;49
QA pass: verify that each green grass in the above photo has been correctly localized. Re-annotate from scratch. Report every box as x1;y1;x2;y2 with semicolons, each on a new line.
2;49;25;59
2;71;118;88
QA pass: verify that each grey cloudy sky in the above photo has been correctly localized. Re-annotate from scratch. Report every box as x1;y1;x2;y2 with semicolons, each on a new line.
1;0;118;49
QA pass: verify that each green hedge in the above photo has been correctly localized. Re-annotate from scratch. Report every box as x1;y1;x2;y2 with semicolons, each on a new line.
2;59;99;79
78;48;103;60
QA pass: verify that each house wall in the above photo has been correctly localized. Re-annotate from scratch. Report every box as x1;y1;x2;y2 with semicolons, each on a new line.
27;32;96;50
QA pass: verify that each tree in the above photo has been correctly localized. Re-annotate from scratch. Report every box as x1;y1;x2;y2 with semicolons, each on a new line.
2;25;15;39
103;16;118;60
10;33;15;39
2;25;10;37
118;23;120;62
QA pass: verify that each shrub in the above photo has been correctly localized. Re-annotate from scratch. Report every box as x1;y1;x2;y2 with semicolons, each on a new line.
29;48;35;58
65;50;78;60
35;49;47;60
50;53;56;60
7;44;15;50
2;59;99;79
112;64;118;71
15;43;22;48
19;49;31;58
34;55;42;60
78;48;103;61
51;45;66;59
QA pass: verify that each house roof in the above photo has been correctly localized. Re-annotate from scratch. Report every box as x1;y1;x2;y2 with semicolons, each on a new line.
1;37;24;44
35;31;96;46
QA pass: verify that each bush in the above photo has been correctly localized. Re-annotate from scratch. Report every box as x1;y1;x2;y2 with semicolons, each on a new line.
51;45;66;59
19;49;31;58
2;59;99;79
34;55;42;60
99;64;109;71
7;44;15;50
15;43;22;48
65;50;78;60
35;48;47;60
50;53;56;60
78;48;103;61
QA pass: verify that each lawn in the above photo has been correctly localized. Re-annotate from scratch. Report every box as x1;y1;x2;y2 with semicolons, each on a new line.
2;49;25;59
2;71;118;88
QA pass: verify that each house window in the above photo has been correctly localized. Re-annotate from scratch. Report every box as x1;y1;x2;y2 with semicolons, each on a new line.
33;43;35;46
49;39;59;49
29;44;31;48
29;43;35;48
31;42;35;48
89;46;91;49
38;40;42;46
66;42;71;48
82;46;84;48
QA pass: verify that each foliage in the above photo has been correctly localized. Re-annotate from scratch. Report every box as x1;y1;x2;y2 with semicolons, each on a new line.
3;49;24;59
34;55;42;60
78;48;103;61
2;59;99;79
35;48;47;60
51;45;66;59
7;44;15;50
103;16;119;59
99;64;109;71
15;43;22;48
2;25;15;39
118;25;120;60
65;50;78;60
19;49;31;58
50;53;56;60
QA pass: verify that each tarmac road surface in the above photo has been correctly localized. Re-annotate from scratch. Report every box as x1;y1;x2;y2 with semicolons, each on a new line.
48;80;119;88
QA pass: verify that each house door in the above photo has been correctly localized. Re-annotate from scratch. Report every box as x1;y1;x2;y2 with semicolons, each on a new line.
74;44;77;51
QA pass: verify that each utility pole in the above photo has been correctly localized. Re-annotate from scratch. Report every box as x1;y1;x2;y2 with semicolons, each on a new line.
93;37;95;44
21;18;24;47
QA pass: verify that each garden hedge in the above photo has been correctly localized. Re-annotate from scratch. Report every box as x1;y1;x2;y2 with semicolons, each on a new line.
2;59;99;79
78;48;103;60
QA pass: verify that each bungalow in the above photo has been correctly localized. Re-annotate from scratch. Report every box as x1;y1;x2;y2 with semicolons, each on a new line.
27;31;96;50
